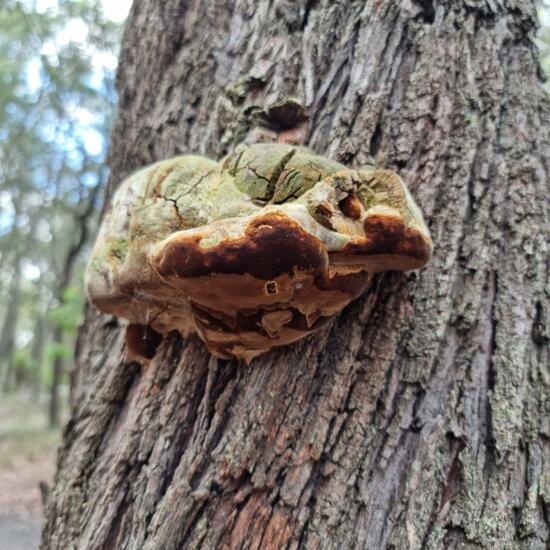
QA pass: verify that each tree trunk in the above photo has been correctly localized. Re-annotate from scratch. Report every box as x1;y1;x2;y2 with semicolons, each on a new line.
31;311;45;396
47;156;103;427
48;325;64;427
0;248;21;392
42;1;549;549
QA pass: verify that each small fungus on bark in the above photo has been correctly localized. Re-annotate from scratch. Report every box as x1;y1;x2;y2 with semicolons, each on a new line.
86;143;432;362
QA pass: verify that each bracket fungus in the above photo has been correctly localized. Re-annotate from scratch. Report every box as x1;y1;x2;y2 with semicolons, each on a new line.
86;143;432;363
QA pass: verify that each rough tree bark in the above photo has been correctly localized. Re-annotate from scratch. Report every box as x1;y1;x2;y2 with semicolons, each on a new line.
42;1;549;548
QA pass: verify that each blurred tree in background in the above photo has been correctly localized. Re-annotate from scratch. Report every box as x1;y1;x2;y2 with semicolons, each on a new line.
0;0;122;426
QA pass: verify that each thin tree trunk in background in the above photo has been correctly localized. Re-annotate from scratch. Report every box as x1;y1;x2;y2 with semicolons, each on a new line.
48;326;64;427
47;171;102;427
31;311;45;396
43;1;549;549
0;249;21;392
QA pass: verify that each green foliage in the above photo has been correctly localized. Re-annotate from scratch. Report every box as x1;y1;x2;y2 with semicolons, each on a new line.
45;341;72;363
13;348;38;379
49;284;85;333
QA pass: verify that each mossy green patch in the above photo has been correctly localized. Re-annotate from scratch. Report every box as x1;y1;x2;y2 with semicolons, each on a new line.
108;237;128;261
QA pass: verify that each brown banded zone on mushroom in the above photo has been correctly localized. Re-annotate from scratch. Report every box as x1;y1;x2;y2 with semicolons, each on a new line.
86;143;432;362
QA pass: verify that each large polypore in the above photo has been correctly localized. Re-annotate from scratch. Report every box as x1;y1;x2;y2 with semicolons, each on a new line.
86;144;432;362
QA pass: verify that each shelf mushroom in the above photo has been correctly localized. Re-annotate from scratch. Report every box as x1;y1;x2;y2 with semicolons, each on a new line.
86;143;432;362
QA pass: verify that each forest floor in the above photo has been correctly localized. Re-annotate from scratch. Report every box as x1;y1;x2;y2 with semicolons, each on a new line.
0;392;65;550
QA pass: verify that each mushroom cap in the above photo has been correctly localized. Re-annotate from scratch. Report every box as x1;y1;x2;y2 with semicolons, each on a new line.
86;144;432;361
